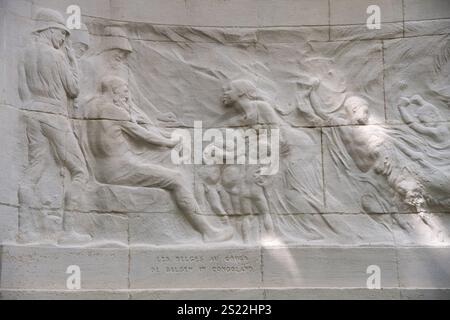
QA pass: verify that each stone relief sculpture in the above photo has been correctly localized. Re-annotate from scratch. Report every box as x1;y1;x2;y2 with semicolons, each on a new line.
11;6;449;247
397;95;450;210
81;76;233;242
299;82;429;212
17;8;91;243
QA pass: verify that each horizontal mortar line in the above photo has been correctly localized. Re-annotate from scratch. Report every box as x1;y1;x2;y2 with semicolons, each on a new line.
83;13;332;29
83;30;447;44
5;107;450;129
403;32;450;38
48;209;450;216
1;287;450;291
0;202;19;209
316;33;449;43
83;13;449;27
94;31;449;44
5;8;450;28
68;118;450;128
330;21;404;27
0;103;21;110
404;17;450;23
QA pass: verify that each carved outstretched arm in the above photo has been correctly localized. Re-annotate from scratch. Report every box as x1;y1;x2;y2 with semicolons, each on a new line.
410;95;427;107
129;100;155;125
409;122;439;137
398;100;438;136
298;88;334;126
18;62;31;103
398;105;415;124
394;141;424;162
122;122;176;148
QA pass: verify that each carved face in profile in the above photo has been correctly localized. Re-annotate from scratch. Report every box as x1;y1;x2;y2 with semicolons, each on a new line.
112;83;130;108
49;28;68;49
73;42;89;59
352;104;369;125
345;97;370;125
222;84;240;106
222;80;259;108
104;49;130;69
396;177;425;208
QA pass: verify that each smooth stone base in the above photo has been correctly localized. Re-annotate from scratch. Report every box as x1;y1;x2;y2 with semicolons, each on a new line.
1;245;449;299
1;288;449;300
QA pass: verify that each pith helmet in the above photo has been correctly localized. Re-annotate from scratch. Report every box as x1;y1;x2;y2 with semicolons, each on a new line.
98;26;133;53
34;8;70;35
71;23;90;47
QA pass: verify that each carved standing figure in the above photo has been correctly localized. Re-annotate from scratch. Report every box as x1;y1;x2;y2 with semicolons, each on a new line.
221;80;280;241
18;8;90;202
17;8;92;243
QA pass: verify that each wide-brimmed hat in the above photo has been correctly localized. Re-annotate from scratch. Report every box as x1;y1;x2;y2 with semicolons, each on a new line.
33;8;70;35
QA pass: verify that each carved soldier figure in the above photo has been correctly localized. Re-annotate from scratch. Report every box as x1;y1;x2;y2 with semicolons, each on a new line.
84;76;233;242
79;26;176;124
18;8;89;201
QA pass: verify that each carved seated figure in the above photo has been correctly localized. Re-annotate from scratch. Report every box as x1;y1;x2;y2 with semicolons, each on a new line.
83;76;233;242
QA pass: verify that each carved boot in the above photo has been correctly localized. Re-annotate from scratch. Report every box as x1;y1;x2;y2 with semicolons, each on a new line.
202;226;234;243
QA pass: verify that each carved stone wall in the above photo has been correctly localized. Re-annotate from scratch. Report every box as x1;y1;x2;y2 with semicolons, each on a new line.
0;0;449;299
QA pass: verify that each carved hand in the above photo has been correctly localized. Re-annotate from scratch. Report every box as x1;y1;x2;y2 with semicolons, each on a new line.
65;41;77;65
397;97;410;109
157;112;177;122
311;77;321;90
410;95;425;106
166;136;182;148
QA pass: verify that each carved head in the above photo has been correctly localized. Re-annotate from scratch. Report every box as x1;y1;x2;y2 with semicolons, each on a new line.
102;49;131;70
33;8;70;49
395;176;425;209
71;23;90;59
344;96;370;125
101;76;130;108
98;26;133;69
223;80;258;107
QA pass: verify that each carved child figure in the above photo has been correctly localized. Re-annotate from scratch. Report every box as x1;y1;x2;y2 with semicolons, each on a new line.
398;95;450;145
195;165;231;217
221;80;278;241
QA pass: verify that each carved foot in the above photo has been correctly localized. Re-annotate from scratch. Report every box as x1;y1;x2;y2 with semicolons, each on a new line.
203;227;234;243
58;231;93;246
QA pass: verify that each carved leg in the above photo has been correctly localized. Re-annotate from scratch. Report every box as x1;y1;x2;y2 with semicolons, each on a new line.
110;164;234;243
24;116;48;187
41;116;89;184
172;182;233;242
253;192;275;239
204;186;228;216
